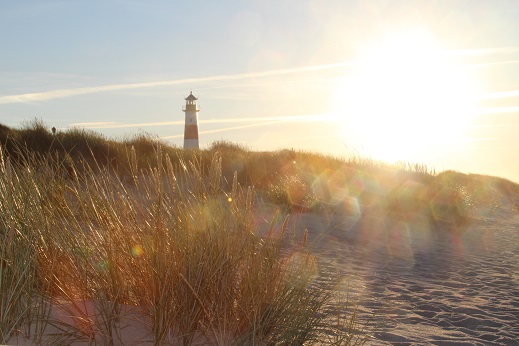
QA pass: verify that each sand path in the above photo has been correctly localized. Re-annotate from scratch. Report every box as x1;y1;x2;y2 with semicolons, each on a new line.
278;202;519;345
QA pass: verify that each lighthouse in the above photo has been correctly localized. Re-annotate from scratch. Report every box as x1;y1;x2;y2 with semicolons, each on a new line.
183;91;200;149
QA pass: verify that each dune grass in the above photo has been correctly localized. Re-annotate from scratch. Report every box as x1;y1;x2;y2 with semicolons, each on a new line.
1;120;516;344
1;120;514;218
0;137;372;345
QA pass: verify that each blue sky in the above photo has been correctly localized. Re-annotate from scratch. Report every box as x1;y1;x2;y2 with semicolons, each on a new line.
2;1;519;181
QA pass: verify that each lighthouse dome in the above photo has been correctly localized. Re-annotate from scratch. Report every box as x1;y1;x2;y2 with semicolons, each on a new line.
185;92;198;101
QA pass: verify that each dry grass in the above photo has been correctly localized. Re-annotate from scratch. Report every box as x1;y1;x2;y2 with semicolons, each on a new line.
1;121;516;344
0;142;370;345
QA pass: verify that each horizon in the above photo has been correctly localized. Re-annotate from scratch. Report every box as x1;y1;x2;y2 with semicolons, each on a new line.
2;1;519;182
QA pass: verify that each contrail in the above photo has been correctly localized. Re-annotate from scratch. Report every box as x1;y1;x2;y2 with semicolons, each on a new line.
2;47;516;105
464;137;497;142
0;62;359;105
69;114;331;129
477;106;519;114
70;121;119;127
481;90;519;100
467;60;519;69
446;47;519;57
70;120;185;129
71;114;332;140
160;120;285;139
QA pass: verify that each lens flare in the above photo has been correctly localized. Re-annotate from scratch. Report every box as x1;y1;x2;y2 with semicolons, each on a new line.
131;244;144;257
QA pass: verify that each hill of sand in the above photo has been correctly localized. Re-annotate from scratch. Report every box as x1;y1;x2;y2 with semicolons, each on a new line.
8;199;519;345
273;199;519;345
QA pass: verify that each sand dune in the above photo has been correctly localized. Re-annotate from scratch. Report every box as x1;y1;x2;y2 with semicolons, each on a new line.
278;200;519;345
8;199;519;345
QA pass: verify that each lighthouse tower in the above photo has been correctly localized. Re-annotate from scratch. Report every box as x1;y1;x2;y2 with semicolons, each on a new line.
183;91;200;149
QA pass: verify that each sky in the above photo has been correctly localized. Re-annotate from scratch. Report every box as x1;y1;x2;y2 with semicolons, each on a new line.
2;0;519;182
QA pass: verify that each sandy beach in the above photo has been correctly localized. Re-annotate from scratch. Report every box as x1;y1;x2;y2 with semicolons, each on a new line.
276;199;519;345
7;195;519;345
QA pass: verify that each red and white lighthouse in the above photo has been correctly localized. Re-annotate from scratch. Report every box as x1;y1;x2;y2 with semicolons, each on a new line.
183;91;200;149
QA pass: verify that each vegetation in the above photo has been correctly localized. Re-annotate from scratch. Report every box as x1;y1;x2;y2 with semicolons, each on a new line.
1;120;517;344
0;121;374;345
1;120;515;223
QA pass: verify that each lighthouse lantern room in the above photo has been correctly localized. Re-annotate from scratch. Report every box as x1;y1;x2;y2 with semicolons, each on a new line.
183;91;200;149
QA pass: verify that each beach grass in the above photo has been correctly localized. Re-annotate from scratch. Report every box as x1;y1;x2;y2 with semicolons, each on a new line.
1;121;516;344
0;130;372;345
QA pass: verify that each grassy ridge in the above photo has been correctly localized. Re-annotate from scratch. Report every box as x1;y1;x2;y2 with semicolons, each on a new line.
2;120;518;229
3;120;518;198
1;120;517;344
2;120;518;228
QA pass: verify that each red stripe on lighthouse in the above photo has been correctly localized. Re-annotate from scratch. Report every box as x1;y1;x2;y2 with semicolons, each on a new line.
184;125;198;139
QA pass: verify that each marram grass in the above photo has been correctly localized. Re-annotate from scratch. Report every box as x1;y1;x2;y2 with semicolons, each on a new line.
0;144;370;345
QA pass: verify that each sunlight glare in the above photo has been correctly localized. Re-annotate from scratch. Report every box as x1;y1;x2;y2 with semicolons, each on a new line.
331;30;479;163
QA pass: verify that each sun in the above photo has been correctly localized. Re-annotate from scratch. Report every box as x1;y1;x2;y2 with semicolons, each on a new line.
331;30;479;163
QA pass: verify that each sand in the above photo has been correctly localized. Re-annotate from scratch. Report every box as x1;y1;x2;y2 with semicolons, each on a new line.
276;200;519;345
8;199;519;345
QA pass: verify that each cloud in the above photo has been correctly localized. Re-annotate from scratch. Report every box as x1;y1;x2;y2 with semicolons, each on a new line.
0;62;359;105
